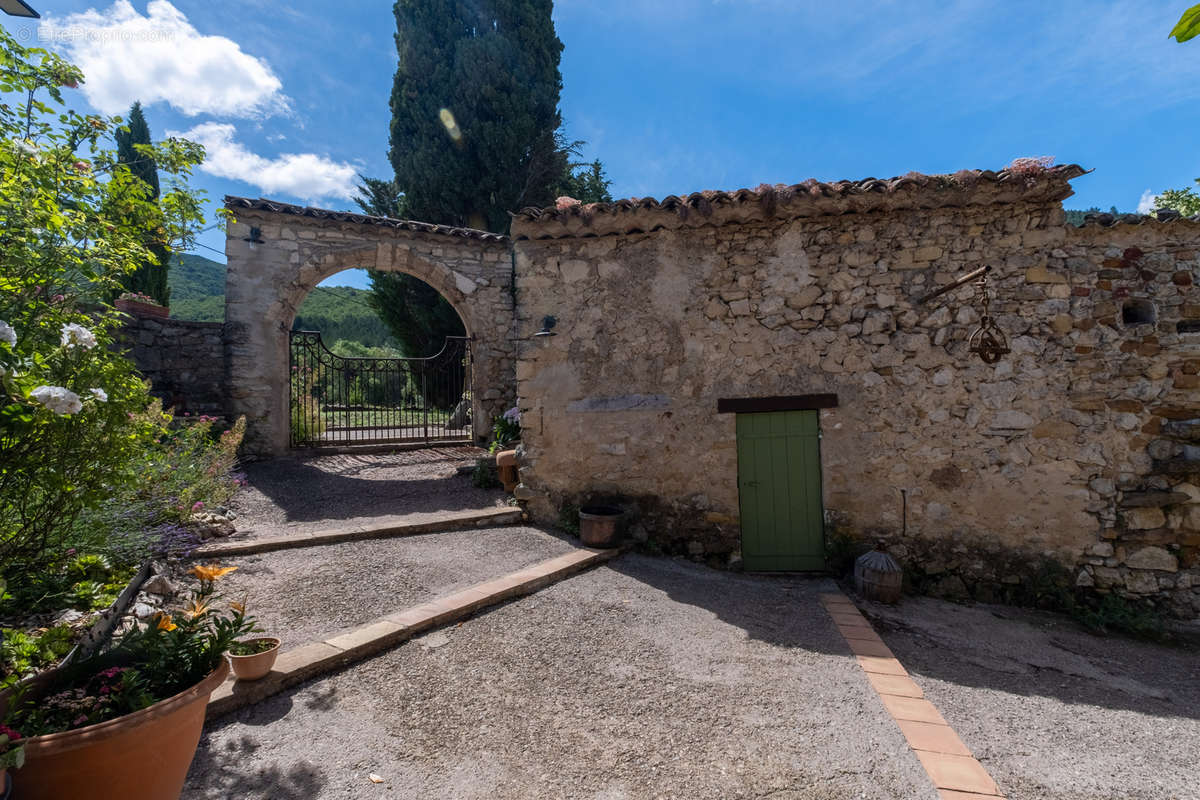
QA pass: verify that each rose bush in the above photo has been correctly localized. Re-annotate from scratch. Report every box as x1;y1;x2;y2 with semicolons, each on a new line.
0;28;213;581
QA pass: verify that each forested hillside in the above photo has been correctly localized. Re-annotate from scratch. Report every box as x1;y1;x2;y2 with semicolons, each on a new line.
167;254;398;349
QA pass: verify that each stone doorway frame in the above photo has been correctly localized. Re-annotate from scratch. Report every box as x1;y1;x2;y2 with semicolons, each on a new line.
222;197;516;458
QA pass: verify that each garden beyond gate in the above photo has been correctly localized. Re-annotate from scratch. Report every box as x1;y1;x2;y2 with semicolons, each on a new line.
288;330;473;448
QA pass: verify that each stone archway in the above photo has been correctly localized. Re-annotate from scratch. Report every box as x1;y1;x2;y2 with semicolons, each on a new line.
222;197;515;457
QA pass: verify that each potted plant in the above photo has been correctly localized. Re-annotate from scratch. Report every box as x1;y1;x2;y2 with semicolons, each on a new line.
114;292;169;320
228;636;281;681
0;726;24;800
0;563;254;800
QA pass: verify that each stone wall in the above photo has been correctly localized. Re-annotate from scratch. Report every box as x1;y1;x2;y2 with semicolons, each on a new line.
510;175;1200;618
120;313;226;417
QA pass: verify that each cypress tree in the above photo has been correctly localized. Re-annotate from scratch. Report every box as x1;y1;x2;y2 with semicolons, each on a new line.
388;0;566;232
115;101;170;305
373;0;566;368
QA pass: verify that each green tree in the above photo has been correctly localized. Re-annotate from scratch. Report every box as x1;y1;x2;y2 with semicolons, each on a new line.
558;158;613;203
0;28;209;572
352;174;406;219
1171;5;1200;41
114;101;171;305
388;0;566;233
1155;180;1200;216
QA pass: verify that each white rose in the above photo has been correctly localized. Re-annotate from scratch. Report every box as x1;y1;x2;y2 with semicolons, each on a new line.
60;323;97;350
12;139;38;156
0;321;15;347
31;385;82;415
90;388;108;402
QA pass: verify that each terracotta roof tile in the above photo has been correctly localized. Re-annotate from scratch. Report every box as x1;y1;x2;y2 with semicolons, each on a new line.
511;165;1089;240
223;196;509;243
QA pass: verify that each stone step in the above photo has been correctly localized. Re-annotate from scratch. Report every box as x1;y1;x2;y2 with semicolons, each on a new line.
193;507;524;558
206;545;620;718
297;440;477;456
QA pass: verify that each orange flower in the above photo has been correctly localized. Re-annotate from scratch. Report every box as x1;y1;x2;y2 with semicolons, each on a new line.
190;564;238;582
229;601;246;615
183;598;211;619
154;613;177;632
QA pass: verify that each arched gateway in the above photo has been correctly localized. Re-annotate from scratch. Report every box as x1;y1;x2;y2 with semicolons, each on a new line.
222;197;516;458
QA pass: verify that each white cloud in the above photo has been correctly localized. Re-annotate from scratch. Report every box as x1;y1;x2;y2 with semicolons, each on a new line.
1137;189;1159;215
172;123;357;203
39;0;287;118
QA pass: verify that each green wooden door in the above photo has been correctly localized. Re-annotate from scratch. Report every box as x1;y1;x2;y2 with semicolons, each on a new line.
736;410;825;571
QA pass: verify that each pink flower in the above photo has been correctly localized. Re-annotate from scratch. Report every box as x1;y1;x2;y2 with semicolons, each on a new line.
191;501;204;512
0;723;21;742
66;547;76;556
52;294;64;303
72;715;88;727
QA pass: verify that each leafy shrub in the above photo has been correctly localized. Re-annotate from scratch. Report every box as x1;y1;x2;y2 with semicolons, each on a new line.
64;408;245;566
2;624;75;688
488;407;520;453
0;27;210;580
556;503;580;535
1070;593;1166;641
471;458;500;489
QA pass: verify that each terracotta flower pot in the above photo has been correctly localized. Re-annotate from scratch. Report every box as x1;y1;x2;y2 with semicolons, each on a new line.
228;637;281;682
8;658;228;800
495;449;519;493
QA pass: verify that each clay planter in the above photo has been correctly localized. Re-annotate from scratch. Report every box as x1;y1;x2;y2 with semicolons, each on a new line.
6;659;228;800
115;298;169;319
578;505;623;548
495;449;519;493
228;637;281;681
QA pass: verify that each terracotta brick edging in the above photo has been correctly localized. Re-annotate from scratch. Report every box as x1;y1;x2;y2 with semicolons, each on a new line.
194;507;524;558
206;546;619;718
819;593;1006;800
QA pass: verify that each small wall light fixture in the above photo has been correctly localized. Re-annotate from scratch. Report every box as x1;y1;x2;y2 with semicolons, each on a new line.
534;315;558;337
243;226;264;244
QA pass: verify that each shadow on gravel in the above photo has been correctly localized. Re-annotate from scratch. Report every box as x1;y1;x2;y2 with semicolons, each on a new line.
236;452;503;525
607;553;1200;723
605;553;850;655
862;595;1200;722
187;732;326;799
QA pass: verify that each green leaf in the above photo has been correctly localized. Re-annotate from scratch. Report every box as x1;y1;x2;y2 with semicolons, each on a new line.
1170;4;1200;42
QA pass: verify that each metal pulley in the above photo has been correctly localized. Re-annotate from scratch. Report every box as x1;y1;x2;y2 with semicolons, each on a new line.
966;274;1009;364
916;265;1010;365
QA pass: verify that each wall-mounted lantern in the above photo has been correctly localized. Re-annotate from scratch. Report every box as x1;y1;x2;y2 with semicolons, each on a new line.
533;315;557;338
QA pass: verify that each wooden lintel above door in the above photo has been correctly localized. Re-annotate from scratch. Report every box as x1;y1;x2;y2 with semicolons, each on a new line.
716;394;838;415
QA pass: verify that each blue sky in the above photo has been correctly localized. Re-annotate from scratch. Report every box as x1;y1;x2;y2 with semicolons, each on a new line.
7;1;1200;291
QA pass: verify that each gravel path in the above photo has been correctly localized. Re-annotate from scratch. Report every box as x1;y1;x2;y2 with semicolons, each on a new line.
864;596;1200;800
215;526;578;646
185;555;934;800
228;448;505;542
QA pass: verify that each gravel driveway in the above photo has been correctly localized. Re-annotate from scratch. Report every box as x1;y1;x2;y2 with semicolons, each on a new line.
229;448;505;542
864;596;1200;800
214;526;579;646
184;555;934;800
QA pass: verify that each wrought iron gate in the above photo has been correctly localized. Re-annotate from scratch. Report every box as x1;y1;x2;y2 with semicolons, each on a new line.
288;331;472;448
